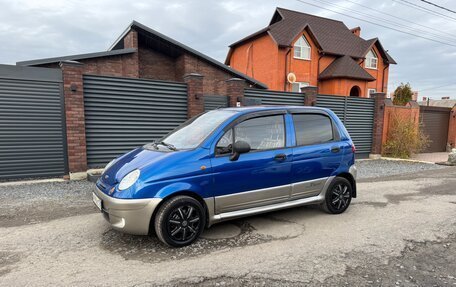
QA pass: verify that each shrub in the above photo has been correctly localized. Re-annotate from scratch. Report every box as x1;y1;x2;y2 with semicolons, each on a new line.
383;114;430;158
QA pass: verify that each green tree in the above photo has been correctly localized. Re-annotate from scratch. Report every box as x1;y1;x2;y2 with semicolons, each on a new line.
393;82;413;106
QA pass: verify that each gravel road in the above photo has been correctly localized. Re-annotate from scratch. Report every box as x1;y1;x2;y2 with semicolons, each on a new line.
0;160;455;286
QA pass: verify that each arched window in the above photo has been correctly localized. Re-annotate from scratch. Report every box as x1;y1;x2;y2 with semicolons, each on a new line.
365;49;378;69
294;36;311;60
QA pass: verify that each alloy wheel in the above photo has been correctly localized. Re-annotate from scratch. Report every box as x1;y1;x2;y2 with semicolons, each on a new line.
330;183;350;211
166;205;201;242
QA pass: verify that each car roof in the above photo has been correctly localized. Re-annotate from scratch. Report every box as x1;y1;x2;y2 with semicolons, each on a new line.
219;105;330;114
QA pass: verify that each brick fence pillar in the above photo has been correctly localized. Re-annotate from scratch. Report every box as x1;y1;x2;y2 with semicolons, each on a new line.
184;73;204;118
226;78;245;107
60;61;87;179
370;92;387;158
301;86;317;106
448;105;456;150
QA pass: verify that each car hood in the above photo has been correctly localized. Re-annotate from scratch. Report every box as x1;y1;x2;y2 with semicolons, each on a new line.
102;147;176;186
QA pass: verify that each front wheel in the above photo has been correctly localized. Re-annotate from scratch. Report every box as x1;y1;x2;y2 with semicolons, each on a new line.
154;195;206;247
321;177;352;214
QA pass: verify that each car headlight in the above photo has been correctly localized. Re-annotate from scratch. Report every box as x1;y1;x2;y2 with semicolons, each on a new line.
104;159;116;173
118;169;140;191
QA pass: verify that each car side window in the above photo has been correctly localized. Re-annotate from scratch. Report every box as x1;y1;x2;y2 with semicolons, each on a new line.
234;115;285;151
293;114;334;146
216;129;233;155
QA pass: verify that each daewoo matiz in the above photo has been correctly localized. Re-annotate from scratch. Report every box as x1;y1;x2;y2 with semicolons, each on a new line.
93;106;357;247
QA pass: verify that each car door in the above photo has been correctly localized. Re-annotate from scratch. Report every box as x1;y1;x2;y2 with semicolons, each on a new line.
290;112;344;199
210;112;292;214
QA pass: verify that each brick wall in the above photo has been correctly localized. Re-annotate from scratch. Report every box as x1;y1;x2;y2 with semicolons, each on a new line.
184;73;204;118
60;61;87;173
38;54;140;78
381;99;420;151
448;105;456;149
139;45;177;81
178;54;251;97
371;92;387;156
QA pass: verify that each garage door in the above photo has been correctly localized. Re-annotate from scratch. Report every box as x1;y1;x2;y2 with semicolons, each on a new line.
83;75;188;167
420;106;450;152
0;65;67;180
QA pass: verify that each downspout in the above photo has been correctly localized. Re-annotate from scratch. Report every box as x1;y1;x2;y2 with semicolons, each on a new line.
284;47;291;91
381;64;388;93
359;58;366;96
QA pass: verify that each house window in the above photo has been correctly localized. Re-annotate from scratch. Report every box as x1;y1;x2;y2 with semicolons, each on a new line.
291;82;309;92
293;36;311;60
367;89;376;97
365;49;378;69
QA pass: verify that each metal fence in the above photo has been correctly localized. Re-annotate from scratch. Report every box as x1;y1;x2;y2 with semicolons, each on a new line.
0;64;67;179
204;95;229;111
83;75;188;167
317;95;375;157
244;89;306;106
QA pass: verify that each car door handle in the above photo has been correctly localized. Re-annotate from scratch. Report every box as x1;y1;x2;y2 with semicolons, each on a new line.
330;146;341;153
274;153;287;161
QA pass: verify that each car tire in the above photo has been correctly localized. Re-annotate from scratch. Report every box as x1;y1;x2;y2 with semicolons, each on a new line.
154;195;206;247
321;177;352;214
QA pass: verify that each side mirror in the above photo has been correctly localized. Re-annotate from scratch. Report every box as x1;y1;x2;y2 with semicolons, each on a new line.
230;140;251;161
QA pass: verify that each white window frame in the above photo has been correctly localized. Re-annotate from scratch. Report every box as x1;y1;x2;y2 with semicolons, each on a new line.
291;82;310;93
293;36;311;60
365;49;378;70
367;89;376;98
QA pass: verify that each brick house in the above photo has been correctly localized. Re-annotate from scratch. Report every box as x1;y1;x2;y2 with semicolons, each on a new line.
18;20;267;98
225;7;396;97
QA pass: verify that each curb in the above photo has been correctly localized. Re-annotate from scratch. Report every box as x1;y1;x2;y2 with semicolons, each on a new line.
380;156;437;164
0;178;66;187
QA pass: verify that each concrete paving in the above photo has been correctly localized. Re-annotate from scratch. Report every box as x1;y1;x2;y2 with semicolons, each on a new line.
0;167;455;286
411;152;449;163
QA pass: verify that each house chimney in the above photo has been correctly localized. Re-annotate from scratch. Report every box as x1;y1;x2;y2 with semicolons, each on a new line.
422;96;427;101
412;91;418;101
350;27;361;37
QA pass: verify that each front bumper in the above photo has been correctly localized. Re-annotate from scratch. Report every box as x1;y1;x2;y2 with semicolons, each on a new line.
93;187;162;235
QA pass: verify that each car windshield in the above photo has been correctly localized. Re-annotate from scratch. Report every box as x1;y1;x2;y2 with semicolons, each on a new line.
154;110;237;150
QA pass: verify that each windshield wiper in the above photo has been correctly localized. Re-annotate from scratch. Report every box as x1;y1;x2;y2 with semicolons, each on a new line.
157;141;177;151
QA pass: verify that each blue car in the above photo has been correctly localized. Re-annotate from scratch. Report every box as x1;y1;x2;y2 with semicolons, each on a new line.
93;106;357;247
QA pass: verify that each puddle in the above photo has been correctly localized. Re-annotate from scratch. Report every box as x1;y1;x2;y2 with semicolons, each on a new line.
99;220;273;263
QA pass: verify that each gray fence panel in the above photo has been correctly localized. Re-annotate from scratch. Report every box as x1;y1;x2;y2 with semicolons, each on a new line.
317;95;375;156
204;95;229;111
83;75;188;167
0;65;67;179
244;89;306;106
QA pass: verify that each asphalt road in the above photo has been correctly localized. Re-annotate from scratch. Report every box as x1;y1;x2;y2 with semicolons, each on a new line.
1;165;455;286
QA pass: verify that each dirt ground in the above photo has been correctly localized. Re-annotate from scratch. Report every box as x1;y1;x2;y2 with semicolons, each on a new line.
0;166;455;286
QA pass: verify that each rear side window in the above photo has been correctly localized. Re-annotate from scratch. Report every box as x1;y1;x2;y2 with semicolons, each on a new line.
235;115;285;151
293;114;334;146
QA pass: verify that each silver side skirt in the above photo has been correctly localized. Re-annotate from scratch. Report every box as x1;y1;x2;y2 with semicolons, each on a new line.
205;176;335;227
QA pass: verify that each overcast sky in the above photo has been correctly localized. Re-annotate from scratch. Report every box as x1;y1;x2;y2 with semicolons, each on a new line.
1;0;456;100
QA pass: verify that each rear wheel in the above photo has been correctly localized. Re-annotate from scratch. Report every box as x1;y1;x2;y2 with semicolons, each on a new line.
154;195;206;247
321;177;352;214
